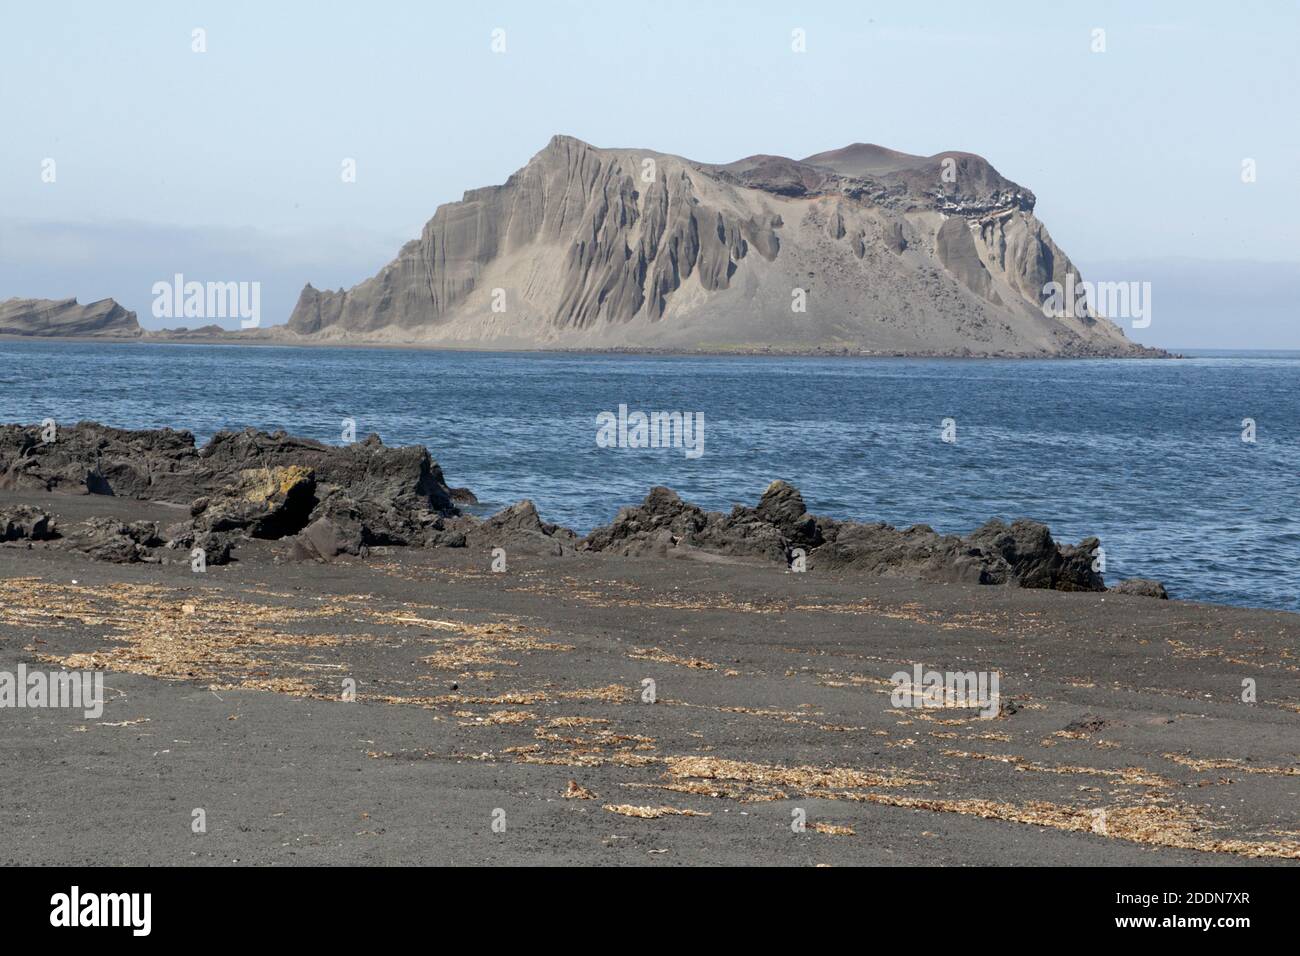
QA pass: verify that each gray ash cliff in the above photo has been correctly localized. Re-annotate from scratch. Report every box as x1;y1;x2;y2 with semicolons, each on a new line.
287;135;1156;356
0;297;142;338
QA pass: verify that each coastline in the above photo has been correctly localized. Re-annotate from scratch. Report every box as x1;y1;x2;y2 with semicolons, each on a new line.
0;331;1176;359
2;414;1296;865
2;488;1297;865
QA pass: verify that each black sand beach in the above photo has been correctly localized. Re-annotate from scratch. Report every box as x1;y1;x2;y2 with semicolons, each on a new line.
3;490;1298;866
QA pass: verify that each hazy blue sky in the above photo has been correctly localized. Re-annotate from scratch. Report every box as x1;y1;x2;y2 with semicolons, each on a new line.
2;1;1297;346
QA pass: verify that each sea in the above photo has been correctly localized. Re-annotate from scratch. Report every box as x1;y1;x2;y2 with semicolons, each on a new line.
3;341;1297;611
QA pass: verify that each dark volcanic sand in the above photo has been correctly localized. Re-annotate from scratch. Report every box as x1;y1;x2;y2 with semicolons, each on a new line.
2;493;1298;866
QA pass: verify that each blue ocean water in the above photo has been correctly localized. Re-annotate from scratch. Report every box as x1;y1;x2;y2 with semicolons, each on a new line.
2;341;1297;610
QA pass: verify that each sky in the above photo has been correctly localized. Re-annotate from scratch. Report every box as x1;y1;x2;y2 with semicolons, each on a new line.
1;0;1297;347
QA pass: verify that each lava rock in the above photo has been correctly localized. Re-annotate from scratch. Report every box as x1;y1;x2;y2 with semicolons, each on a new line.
0;422;200;497
161;525;233;566
0;505;57;541
198;429;460;520
0;423;468;542
583;482;1108;591
196;465;317;538
753;480;823;549
467;500;578;556
1111;578;1169;599
59;518;162;563
810;521;989;583
964;519;1104;591
290;516;366;562
578;487;783;562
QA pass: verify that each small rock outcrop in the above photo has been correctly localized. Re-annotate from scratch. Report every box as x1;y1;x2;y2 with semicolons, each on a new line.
193;465;317;538
0;422;467;564
578;486;788;563
0;505;57;542
0;423;198;496
464;500;579;557
1111;578;1170;599
160;524;234;566
60;518;163;564
581;480;1106;591
290;516;366;563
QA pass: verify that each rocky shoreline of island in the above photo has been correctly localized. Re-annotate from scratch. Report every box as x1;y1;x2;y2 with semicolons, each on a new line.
1;295;1173;358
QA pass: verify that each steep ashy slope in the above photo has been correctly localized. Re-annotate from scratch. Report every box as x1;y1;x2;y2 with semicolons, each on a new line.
0;298;142;337
285;135;1151;356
